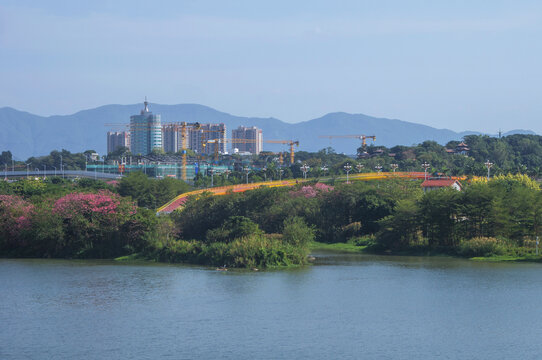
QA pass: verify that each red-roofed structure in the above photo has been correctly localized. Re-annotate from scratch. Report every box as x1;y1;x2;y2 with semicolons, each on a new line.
421;179;462;192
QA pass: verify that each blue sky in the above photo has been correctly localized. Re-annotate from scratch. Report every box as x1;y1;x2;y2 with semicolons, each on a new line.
1;0;541;133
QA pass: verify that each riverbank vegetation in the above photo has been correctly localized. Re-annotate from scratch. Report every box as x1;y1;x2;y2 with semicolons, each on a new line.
1;171;542;266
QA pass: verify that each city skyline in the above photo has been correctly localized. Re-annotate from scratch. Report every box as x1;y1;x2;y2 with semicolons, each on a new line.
1;1;541;135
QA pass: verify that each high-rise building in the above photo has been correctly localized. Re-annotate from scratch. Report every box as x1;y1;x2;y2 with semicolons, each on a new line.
189;123;226;155
130;99;162;155
107;131;130;154
162;124;181;153
231;126;263;154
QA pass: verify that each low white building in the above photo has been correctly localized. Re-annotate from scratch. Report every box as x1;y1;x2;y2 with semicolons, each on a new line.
421;179;462;192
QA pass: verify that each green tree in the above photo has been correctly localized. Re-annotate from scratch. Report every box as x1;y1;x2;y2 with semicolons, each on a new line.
282;216;314;248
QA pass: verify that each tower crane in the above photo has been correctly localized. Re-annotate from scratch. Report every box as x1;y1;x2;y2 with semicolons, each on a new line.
318;134;376;155
264;140;299;165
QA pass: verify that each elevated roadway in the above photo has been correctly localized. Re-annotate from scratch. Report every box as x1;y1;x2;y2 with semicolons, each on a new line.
156;171;447;214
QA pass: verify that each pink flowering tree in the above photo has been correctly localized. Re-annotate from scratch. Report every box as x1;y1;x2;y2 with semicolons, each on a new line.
106;180;119;187
52;190;136;257
290;183;334;198
0;195;35;249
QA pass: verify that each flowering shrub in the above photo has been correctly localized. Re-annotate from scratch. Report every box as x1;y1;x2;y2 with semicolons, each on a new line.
314;183;334;192
290;183;334;198
106;180;119;187
0;195;35;243
49;191;139;258
53;190;121;218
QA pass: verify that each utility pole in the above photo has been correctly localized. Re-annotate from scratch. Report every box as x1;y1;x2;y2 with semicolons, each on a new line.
485;160;493;181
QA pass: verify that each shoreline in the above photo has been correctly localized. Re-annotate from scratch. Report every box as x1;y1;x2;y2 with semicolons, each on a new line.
309;241;542;264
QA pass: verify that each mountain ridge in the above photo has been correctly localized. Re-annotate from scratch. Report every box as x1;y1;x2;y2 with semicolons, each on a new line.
0;104;536;159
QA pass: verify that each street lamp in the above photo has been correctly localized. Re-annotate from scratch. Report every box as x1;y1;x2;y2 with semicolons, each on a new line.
223;169;231;180
390;163;398;173
262;167;267;182
343;163;352;183
300;164;310;179
484;160;493;181
356;164;364;173
60;155;64;178
26;163;30;178
375;164;383;173
209;167;215;187
321;165;328;177
4;163;7;181
422;162;430;180
279;168;284;181
52;166;57;177
43;164;46;179
244;166;250;184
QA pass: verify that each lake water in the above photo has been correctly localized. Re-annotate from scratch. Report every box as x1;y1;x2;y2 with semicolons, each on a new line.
2;252;542;359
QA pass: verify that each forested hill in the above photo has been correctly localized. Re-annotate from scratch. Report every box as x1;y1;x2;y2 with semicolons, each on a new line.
0;104;534;159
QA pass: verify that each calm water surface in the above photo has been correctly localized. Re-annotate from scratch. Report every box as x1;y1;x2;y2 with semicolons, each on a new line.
2;252;542;359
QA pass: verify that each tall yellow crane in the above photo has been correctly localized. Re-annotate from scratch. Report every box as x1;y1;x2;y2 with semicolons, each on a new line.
177;122;201;181
318;135;376;154
265;140;299;165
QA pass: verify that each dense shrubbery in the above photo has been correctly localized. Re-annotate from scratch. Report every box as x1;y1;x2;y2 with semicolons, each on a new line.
457;237;505;258
118;172;191;208
3;171;542;265
376;174;542;257
0;178;159;259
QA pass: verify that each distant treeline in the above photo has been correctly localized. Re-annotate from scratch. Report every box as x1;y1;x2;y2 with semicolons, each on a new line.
3;134;542;183
295;134;542;178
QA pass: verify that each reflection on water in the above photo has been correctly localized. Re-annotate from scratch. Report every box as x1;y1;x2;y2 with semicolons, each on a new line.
2;254;542;360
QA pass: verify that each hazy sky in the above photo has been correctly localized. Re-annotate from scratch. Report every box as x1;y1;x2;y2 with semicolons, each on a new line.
1;0;541;133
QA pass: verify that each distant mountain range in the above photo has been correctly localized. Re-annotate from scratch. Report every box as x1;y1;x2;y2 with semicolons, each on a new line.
0;103;536;160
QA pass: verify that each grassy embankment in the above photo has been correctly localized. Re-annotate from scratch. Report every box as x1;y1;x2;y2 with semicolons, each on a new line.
309;241;367;253
310;240;542;263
